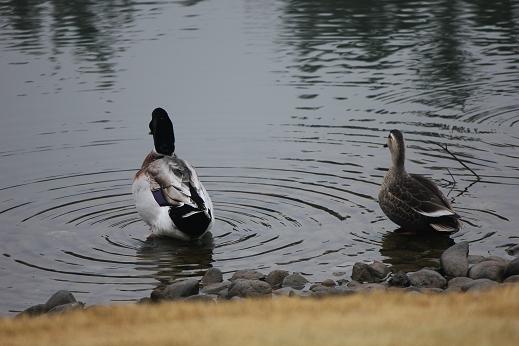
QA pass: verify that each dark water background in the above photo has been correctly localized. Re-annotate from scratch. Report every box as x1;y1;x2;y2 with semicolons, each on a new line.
1;0;518;314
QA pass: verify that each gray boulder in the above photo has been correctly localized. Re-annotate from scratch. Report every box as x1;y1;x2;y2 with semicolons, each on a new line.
17;304;48;317
183;294;218;303
468;261;505;282
440;242;469;278
506;244;519;257
504;257;519;278
201;281;231;295
463;278;499;292
151;279;199;301
447;277;474;289
321;279;336;287
201;268;223;286
468;255;486;264
351;261;390;283
282;273;309;290
388;272;411;287
227;279;272;298
230;269;265;281
408;269;447;289
265;270;289;289
45;290;77;310
504;275;519;283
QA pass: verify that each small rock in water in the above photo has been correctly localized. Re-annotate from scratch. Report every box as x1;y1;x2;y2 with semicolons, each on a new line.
321;279;336;287
468;261;506;282
351;261;390;283
45;290;77;310
463;278;499;292
151;279;199;301
201;268;223;286
332;271;346;277
227;279;272;298
265;270;289;289
504;257;519;278
282;273;309;290
388;272;410;288
408;269;446;289
505;244;519;257
48;302;84;314
230;269;266;281
440;242;469;278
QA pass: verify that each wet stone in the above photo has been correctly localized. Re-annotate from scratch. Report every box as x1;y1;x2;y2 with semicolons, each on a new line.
388;272;410;288
48;302;84;314
351;261;390;283
201;281;231;295
321;279;336;287
265;270;289;289
468;261;506;282
440;242;469;278
282;273;309;290
201;268;223;286
151;279;199;301
506;244;519;257
408;269;446;289
230;269;266;282
227;279;272;298
504;257;519;278
463;278;499;292
45;290;77;310
17;304;48;317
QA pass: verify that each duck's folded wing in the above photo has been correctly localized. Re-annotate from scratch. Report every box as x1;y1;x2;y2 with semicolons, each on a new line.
182;159;211;211
146;158;192;207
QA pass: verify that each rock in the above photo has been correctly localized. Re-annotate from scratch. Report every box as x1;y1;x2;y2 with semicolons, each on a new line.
440;242;469;278
485;256;509;265
137;297;153;304
272;287;295;297
45;290;77;310
310;285;339;297
418;288;444;294
321;279;336;287
332;271;346;277
282;273;309;290
504;275;519;283
17;304;48;317
48;302;84;314
468;261;505;282
468;255;486;264
506;244;519;257
201;281;231;295
504;257;519;278
408;269;446;289
387;272;411;287
265;270;289;289
351;261;390;283
447;277;474;289
151;279;199;301
345;280;362;289
183;294;218;303
230;269;265;281
227;279;272;298
356;283;387;292
201;268;223;286
463;279;499;292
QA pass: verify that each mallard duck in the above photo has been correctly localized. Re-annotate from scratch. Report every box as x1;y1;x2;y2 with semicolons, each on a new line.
378;130;461;233
132;108;214;240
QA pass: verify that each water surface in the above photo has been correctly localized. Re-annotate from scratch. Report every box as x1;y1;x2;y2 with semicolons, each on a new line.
1;0;519;313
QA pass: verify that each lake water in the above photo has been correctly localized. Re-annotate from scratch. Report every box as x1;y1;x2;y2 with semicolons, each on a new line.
1;0;518;314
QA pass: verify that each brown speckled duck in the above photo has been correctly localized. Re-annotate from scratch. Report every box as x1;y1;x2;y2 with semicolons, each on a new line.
378;130;461;233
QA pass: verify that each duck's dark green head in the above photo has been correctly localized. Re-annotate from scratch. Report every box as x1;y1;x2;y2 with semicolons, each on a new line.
386;129;405;168
149;107;175;156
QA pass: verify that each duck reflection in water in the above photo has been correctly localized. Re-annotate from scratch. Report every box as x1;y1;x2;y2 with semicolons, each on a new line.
135;232;214;286
380;230;455;272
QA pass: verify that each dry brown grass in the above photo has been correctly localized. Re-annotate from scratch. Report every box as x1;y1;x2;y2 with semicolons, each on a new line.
2;285;519;346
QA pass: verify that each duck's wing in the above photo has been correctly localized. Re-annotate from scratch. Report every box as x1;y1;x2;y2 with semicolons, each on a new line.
403;174;457;218
146;157;194;207
146;156;211;211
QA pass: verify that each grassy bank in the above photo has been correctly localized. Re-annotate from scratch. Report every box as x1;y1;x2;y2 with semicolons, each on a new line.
2;285;519;346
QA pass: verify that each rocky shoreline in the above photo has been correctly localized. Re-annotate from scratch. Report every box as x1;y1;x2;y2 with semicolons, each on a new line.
17;241;519;317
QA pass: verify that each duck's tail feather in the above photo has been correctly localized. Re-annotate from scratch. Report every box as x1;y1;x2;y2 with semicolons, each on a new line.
429;215;461;233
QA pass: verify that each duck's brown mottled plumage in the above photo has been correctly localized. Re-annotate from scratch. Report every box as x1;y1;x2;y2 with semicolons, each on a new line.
378;130;461;233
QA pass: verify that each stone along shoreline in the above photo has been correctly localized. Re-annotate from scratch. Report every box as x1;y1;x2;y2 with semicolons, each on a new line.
16;241;519;317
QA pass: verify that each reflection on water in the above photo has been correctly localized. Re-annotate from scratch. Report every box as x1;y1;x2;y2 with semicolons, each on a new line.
1;0;519;314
